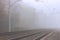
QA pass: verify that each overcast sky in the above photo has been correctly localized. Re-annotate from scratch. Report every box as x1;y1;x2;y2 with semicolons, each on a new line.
19;0;60;15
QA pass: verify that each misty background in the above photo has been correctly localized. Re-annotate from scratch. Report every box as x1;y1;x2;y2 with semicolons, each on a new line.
0;0;60;32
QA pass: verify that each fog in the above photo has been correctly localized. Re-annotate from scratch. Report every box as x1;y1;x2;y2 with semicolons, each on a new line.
10;0;60;32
